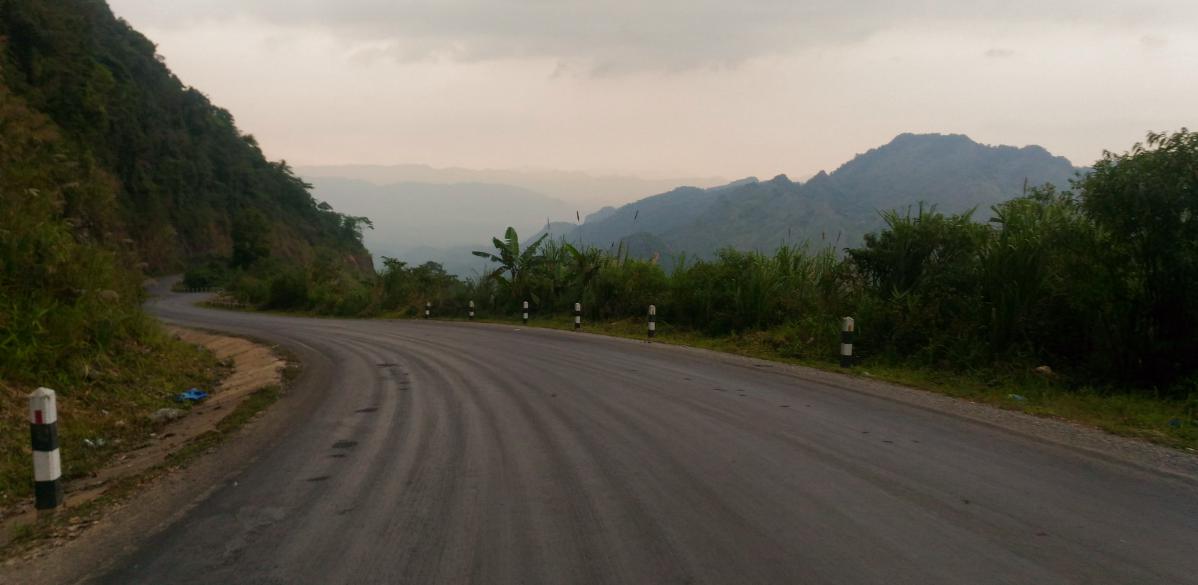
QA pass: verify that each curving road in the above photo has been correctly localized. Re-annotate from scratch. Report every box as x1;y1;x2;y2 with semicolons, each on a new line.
93;291;1198;584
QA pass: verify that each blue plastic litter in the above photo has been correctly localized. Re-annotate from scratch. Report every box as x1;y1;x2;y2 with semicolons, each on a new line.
176;388;209;402
1007;393;1027;402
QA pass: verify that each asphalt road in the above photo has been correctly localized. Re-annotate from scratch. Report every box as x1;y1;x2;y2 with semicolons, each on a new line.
93;292;1198;585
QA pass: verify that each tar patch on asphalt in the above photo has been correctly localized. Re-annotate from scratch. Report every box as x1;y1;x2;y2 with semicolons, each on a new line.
332;440;358;449
355;407;379;413
307;475;331;482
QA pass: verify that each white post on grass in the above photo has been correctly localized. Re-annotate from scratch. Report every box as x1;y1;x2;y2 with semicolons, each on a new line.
425;301;431;319
574;302;582;330
522;301;529;325
648;304;657;339
468;300;475;320
29;388;63;512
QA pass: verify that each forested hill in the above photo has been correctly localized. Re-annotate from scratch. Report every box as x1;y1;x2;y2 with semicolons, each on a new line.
548;133;1082;259
0;0;371;273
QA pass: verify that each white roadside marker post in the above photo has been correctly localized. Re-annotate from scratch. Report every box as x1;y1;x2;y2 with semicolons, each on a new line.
840;316;855;367
648;304;657;339
468;300;475;321
29;387;63;513
522;301;529;325
425;301;431;320
574;302;582;330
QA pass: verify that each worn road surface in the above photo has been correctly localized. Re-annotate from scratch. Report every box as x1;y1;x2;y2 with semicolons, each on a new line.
93;292;1198;584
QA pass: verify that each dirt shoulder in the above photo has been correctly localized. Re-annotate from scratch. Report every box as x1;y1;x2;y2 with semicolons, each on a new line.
0;326;289;580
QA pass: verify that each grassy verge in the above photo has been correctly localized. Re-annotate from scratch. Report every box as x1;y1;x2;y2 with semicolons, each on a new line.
3;384;285;554
425;313;1198;452
0;329;220;511
1;342;298;557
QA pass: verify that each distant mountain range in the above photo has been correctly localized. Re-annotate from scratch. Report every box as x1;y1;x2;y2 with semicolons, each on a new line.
308;133;1084;276
541;133;1084;262
298;164;727;209
299;167;728;275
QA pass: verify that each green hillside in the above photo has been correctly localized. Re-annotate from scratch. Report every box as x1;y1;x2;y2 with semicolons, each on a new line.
0;0;373;381
0;0;372;501
0;0;372;272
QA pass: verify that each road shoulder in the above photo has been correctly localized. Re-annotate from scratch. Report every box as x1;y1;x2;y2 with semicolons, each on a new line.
0;326;302;584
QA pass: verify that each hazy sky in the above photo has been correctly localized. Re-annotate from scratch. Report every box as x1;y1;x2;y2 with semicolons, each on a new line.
108;0;1197;180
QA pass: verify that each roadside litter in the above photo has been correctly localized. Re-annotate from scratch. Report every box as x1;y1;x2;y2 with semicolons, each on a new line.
175;388;209;402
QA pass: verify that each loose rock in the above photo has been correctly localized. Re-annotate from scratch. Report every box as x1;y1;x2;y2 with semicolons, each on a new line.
149;408;185;423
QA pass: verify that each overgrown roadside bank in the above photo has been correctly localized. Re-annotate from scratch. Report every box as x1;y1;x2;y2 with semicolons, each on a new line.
0;326;292;563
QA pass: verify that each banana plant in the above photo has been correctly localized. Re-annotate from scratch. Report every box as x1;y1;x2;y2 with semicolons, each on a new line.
472;227;549;302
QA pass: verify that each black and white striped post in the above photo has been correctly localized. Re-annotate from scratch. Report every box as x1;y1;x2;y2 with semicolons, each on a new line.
840;316;855;367
648;304;657;339
468;300;475;321
573;302;582;330
424;301;431;320
29;387;63;512
522;301;529;325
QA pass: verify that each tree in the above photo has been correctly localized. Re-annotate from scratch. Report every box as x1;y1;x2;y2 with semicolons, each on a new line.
1078;129;1198;383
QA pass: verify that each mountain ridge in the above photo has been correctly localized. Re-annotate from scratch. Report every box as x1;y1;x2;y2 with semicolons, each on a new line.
545;133;1084;261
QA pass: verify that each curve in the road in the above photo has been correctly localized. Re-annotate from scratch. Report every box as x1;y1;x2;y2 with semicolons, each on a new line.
93;292;1198;585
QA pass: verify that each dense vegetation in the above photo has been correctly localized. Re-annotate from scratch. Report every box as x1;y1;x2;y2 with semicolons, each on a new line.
263;132;1196;408
0;0;372;273
0;0;373;383
0;0;372;389
0;76;217;504
0;0;370;503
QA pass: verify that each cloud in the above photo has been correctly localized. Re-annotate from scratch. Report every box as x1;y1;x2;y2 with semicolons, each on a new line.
111;0;1198;72
1140;34;1169;49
